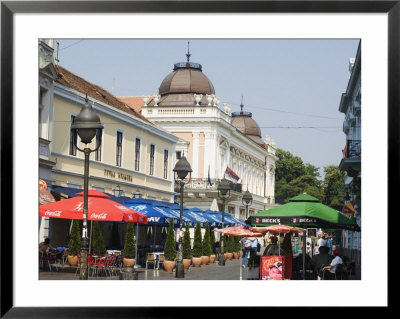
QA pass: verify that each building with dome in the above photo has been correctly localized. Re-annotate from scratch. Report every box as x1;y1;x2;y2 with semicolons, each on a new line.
121;55;278;219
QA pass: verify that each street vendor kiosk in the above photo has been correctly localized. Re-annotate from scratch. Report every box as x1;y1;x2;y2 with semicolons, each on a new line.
260;254;292;280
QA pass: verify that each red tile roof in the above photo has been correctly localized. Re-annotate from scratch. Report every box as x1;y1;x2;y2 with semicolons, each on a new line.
55;65;151;123
118;96;153;113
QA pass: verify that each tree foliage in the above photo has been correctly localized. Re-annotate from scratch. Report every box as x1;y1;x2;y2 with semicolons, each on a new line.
192;221;203;257
68;220;81;256
164;218;176;261
182;224;192;259
202;222;212;256
275;148;323;203
93;221;107;256
123;222;136;259
275;149;345;207
323;165;346;209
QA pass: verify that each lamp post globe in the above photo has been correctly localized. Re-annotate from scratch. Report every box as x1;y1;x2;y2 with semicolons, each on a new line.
71;95;103;280
242;190;253;220
173;156;192;278
217;178;231;266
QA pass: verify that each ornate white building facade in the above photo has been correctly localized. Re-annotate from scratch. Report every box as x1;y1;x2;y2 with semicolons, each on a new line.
122;58;278;220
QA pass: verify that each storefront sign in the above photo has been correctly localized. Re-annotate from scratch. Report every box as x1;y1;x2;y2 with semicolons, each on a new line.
104;169;133;182
39;179;47;190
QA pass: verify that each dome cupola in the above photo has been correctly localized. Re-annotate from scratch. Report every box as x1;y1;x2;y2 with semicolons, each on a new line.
231;100;264;144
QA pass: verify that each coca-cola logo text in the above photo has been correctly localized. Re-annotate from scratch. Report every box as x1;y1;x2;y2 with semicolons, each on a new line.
44;210;61;217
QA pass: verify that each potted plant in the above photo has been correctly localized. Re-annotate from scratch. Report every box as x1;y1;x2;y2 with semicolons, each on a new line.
224;236;233;260
182;224;192;270
201;222;212;265
163;218;176;272
122;222;136;267
191;221;203;267
209;226;216;263
232;236;241;259
67;220;81;266
93;221;107;256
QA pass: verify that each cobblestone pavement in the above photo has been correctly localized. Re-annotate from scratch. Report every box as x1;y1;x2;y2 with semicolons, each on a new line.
39;257;249;280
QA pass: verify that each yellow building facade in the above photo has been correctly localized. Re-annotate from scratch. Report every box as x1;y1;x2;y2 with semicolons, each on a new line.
48;65;178;246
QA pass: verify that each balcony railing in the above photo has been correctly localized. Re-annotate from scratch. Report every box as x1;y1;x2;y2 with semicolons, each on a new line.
343;139;361;159
175;178;242;193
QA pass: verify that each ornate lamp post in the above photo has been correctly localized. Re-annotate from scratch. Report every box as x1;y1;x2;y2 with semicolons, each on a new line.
173;155;192;278
242;189;253;221
71;95;103;280
113;185;123;197
217;178;231;266
133;189;142;199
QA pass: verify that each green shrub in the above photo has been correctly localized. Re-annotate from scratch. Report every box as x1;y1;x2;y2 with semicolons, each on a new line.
123;223;136;259
92;221;107;256
164;218;176;261
210;227;216;255
68;220;81;256
202;222;212;256
192;221;202;257
234;236;241;253
182;224;192;259
226;235;235;253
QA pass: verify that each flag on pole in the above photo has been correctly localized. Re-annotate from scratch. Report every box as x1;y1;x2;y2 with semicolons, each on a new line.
225;166;240;181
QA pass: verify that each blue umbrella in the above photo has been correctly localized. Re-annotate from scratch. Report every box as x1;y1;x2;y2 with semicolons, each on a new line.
203;209;236;227
188;207;221;228
169;204;197;227
123;200;178;226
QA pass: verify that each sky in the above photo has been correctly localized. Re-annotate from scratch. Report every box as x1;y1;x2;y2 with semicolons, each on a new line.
55;39;360;179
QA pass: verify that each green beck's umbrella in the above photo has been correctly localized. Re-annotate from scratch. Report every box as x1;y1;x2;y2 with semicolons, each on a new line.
250;193;360;231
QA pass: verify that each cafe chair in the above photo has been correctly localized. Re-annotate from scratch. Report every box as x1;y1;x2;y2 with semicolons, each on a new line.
157;254;165;270
145;253;157;269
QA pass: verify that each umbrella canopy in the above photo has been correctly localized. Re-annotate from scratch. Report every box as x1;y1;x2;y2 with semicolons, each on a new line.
123;200;178;226
250;225;306;234
214;226;263;237
210;198;219;212
203;210;242;227
187;207;220;228
250;193;360;231
39;189;148;224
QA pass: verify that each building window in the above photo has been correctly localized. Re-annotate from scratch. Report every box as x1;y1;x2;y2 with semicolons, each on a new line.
95;129;102;161
135;138;140;171
69;115;77;156
164;150;168;179
149;144;155;175
116;131;123;167
176;151;182;160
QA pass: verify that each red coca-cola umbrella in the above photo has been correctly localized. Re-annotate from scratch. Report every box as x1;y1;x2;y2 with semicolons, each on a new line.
214;225;263;238
39;189;148;224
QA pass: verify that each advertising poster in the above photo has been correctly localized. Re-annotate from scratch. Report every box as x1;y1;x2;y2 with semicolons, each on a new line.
260;256;284;280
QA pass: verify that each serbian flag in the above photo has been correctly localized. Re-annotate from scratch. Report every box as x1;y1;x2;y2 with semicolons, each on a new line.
342;200;356;216
225;166;240;181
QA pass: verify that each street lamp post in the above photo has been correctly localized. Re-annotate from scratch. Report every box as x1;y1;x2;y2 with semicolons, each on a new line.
217;178;231;266
173;155;192;278
71;95;103;280
132;189;142;263
113;185;123;197
242;189;253;221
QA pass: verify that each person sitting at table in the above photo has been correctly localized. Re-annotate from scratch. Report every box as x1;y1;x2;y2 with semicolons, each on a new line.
320;249;343;280
39;238;54;255
309;246;332;279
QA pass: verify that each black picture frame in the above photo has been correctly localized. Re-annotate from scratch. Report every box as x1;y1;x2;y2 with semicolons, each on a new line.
1;0;396;317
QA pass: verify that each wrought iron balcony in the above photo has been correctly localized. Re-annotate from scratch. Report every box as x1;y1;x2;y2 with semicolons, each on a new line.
174;178;242;193
344;140;361;159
